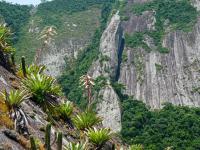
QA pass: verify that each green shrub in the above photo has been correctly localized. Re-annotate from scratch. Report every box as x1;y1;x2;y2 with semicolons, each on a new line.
1;89;30;132
85;127;112;147
72;111;101;130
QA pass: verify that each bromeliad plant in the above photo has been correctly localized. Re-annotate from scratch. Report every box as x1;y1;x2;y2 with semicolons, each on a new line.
129;144;144;150
1;89;30;134
72;110;101;130
85;127;112;148
65;142;88;150
17;64;46;78
57;101;74;120
22;73;62;109
0;24;15;53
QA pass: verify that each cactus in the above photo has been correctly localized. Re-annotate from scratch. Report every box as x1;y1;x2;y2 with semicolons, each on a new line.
57;132;63;150
45;123;51;150
21;56;27;77
30;136;37;150
11;53;15;66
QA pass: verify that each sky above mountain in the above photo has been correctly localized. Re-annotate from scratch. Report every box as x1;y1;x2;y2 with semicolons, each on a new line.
4;0;41;5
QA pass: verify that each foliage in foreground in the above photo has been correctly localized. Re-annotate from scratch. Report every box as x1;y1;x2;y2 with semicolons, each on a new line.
72;111;102;130
17;64;46;78
22;73;62;104
1;90;30;111
0;24;15;53
121;99;200;150
86;127;112;148
65;142;87;150
57;101;74;120
0;89;30;133
129;144;144;150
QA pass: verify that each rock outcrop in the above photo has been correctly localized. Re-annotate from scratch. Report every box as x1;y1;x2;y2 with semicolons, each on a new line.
89;12;122;132
118;0;200;109
37;39;89;77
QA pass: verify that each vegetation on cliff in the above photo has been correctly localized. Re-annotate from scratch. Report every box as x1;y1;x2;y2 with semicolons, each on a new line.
125;0;198;53
59;2;113;109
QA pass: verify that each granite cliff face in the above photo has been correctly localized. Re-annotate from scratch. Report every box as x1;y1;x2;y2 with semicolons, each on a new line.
77;0;200;130
36;39;89;77
89;12;122;132
118;0;200;109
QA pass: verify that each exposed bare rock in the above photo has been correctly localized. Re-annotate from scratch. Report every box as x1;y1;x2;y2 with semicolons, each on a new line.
89;12;122;79
37;39;89;77
89;12;122;132
0;66;18;92
0;129;25;150
96;85;121;132
119;14;200;109
122;11;155;33
192;0;200;11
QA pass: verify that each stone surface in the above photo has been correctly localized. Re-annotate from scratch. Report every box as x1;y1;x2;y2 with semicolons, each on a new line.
119;1;200;109
89;12;122;132
37;39;87;77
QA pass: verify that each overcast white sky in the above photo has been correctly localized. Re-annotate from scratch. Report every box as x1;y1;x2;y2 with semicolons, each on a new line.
4;0;42;5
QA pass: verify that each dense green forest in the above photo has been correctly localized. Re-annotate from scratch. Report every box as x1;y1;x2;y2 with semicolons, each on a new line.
0;1;31;42
121;99;200;150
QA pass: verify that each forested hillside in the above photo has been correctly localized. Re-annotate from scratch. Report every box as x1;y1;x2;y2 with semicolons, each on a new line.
0;1;31;42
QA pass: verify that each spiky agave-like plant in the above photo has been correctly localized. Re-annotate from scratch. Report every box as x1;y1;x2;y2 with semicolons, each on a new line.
1;89;30;134
17;64;46;78
57;101;73;119
85;127;112;148
22;73;62;109
65;142;88;150
72;110;101;130
129;144;144;150
0;24;15;53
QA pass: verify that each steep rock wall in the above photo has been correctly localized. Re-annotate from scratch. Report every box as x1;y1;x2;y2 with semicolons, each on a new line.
118;1;200;109
37;39;88;77
89;12;122;132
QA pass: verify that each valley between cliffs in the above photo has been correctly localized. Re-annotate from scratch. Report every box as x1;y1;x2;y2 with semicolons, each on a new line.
30;0;200;132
